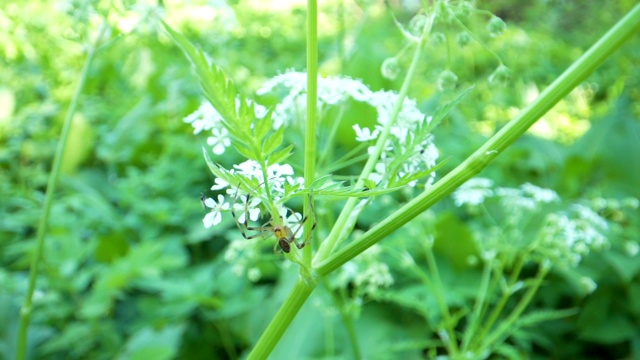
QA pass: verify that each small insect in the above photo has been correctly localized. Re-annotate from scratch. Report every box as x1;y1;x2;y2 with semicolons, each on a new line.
200;193;207;210
231;186;316;253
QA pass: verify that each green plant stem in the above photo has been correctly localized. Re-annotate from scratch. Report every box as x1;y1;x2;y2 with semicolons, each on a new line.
304;0;318;264
322;282;363;360
15;22;109;360
470;254;526;350
317;106;346;171
461;255;494;350
314;12;436;262
316;3;640;276
247;277;317;359
481;263;551;351
423;243;459;355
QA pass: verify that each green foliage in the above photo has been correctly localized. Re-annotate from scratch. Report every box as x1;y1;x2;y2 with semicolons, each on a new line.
2;1;639;359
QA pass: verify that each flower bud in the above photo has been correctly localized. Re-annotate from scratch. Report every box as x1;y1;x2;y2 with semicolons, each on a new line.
488;64;510;85
409;14;428;37
431;32;446;46
456;31;471;48
381;57;400;80
437;69;458;91
487;16;506;37
579;276;597;294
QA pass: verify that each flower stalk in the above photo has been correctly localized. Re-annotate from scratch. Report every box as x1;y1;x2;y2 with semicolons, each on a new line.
314;10;436;262
16;22;110;360
304;0;318;263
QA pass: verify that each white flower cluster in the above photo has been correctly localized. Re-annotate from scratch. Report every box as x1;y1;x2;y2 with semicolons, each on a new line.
256;70;373;129
539;204;610;267
452;177;495;206
201;159;305;229
183;99;267;155
257;70;439;188
454;178;611;268
332;245;394;297
496;183;560;210
453;178;559;209
223;238;263;281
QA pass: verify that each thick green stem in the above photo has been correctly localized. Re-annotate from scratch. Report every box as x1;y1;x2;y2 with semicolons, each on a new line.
247;277;318;359
15;22;110;360
316;3;640;276
304;0;318;263
247;1;319;356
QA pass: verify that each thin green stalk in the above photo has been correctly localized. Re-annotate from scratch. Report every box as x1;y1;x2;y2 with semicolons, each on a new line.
16;22;110;360
424;243;459;355
316;3;640;276
321;281;363;360
471;254;526;349
304;0;318;264
247;277;317;359
315;11;436;262
461;256;494;350
481;263;551;350
317;106;346;170
322;152;370;175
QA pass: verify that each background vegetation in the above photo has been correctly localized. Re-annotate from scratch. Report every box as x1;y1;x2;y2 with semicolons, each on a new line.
1;0;638;359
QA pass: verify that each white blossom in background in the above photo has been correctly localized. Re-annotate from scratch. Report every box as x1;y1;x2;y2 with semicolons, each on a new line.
353;124;379;142
453;179;611;269
496;183;559;211
257;70;439;188
223;238;263;281
183;99;267;155
452;177;494;206
521;182;559;203
330;244;394;297
539;204;609;267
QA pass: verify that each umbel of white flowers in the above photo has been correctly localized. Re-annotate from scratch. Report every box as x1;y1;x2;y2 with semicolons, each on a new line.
453;178;610;269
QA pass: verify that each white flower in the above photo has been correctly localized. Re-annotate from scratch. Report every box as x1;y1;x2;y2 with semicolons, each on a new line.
234;195;261;223
183;102;220;134
453;177;494;206
353;124;379;142
521;183;559;203
233;160;263;180
210;177;229;191
207;127;231;155
203;195;230;228
539;204;610;267
184;98;266;149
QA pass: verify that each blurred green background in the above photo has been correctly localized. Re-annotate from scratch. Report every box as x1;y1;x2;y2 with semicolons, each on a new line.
1;0;639;359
